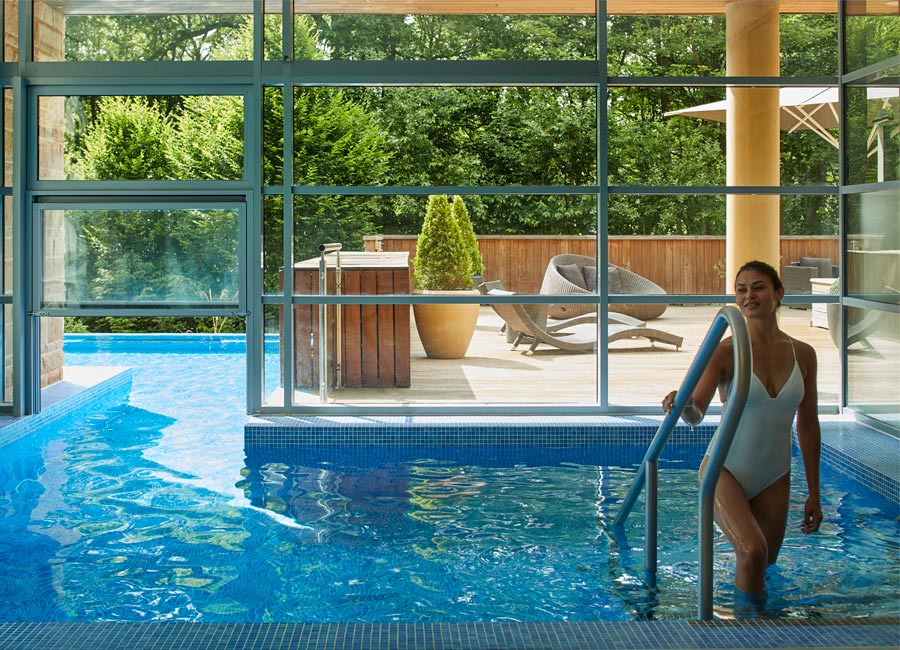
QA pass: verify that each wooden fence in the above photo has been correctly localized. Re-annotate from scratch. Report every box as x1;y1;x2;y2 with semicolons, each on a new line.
365;235;840;295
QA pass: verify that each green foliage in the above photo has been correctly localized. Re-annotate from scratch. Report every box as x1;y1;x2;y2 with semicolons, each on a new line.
62;10;851;336
414;195;472;291
452;196;484;276
65;14;247;62
169;95;244;180
77;96;174;180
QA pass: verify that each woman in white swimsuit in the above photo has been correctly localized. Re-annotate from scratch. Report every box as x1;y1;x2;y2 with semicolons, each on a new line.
662;260;822;606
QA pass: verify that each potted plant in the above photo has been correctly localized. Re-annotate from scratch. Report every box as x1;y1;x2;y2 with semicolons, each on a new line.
412;195;481;359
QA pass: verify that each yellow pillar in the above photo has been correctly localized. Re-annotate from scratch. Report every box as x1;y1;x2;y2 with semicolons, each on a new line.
725;0;781;289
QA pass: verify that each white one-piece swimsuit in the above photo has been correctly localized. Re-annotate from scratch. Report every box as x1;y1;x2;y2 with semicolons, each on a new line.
717;341;805;499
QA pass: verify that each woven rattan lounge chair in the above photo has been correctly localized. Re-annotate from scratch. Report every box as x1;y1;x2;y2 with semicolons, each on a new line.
478;281;646;342
483;287;682;355
539;254;669;321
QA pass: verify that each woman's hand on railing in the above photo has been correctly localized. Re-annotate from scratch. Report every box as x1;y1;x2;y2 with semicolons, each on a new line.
662;390;678;413
662;390;704;425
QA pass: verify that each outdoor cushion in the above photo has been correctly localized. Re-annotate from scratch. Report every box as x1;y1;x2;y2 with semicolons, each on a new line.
607;266;623;294
583;265;597;292
557;263;587;289
798;257;833;278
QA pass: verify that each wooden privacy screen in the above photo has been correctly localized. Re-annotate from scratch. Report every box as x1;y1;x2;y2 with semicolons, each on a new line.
292;252;411;389
366;235;840;295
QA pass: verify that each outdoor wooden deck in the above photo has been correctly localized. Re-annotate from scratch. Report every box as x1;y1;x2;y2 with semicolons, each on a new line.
297;304;878;409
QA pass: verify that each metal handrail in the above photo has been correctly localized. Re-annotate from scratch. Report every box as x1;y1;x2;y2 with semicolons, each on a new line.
318;243;342;402
612;305;751;620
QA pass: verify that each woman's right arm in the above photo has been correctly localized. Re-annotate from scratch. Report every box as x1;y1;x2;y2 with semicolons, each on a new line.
662;341;731;425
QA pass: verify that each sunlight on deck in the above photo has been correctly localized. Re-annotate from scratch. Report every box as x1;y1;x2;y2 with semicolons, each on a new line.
311;304;866;408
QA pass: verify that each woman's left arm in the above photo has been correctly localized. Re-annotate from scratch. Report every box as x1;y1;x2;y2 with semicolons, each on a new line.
795;340;822;533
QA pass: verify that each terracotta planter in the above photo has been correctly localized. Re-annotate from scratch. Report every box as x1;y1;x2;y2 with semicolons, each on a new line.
413;290;480;359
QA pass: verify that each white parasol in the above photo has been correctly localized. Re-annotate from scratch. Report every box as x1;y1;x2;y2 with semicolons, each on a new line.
665;86;899;150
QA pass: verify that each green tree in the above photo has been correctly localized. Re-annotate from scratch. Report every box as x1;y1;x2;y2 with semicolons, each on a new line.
65;14;247;61
414;195;471;291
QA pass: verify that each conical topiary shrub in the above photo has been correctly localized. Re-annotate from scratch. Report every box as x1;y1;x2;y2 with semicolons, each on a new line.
414;194;472;290
452;195;484;280
412;194;480;359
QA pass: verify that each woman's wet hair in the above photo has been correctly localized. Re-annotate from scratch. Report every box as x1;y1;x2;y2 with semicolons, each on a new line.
736;260;783;306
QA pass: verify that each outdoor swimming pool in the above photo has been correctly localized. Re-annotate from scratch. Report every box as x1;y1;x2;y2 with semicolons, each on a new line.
0;334;896;623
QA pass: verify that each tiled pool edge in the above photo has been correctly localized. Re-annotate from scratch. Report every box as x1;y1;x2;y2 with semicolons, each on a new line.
245;415;899;504
1;618;898;650
244;415;719;447
0;367;132;449
816;419;899;504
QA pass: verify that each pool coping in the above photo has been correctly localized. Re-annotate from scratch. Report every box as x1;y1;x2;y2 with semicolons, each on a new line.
0;366;132;449
1;618;898;650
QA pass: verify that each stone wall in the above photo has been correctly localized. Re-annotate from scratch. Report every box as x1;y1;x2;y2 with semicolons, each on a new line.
4;0;65;398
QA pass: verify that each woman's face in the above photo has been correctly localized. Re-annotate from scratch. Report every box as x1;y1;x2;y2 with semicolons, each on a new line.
734;269;784;317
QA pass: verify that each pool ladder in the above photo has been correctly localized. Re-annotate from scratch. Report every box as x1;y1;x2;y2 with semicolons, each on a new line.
613;305;751;621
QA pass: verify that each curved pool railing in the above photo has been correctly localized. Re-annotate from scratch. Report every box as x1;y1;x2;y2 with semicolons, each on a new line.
612;305;751;621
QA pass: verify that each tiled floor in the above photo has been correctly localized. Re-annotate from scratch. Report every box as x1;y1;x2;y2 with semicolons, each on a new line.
2;619;899;650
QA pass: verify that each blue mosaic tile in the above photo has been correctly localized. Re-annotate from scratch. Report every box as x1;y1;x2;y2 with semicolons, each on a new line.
245;416;899;505
0;369;132;449
1;620;898;649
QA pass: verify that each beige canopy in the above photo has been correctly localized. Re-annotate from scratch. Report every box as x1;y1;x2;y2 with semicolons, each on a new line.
665;86;899;150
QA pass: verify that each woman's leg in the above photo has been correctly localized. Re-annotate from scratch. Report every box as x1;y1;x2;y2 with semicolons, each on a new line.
749;473;791;566
701;460;770;593
714;470;769;592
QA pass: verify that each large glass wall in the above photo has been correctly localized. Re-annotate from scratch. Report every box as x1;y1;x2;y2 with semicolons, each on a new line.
841;2;900;432
604;8;843;407
4;1;894;426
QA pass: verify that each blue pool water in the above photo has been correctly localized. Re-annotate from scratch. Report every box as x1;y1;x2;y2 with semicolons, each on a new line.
0;334;896;622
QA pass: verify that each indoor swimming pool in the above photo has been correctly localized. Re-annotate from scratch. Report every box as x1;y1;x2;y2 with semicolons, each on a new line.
0;334;896;623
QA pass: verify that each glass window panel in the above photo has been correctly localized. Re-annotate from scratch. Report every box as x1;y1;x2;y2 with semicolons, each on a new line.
845;86;900;186
846;190;900;303
605;13;836;77
40;95;245;181
847;308;900;431
263;86;284;187
607;14;725;77
2;196;9;294
287;194;597;297
40;11;252;62
264;13;282;61
781;194;840;237
300;14;596;61
41;206;240;307
608;194;725;296
607;302;840;407
779;13;839;77
614;86;840;187
844;5;900;74
607;194;839;298
286;300;597;407
293;86;596;187
263;304;283;408
264;194;285;294
3;89;11;186
3;0;15;62
3;303;9;404
610;87;725;187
